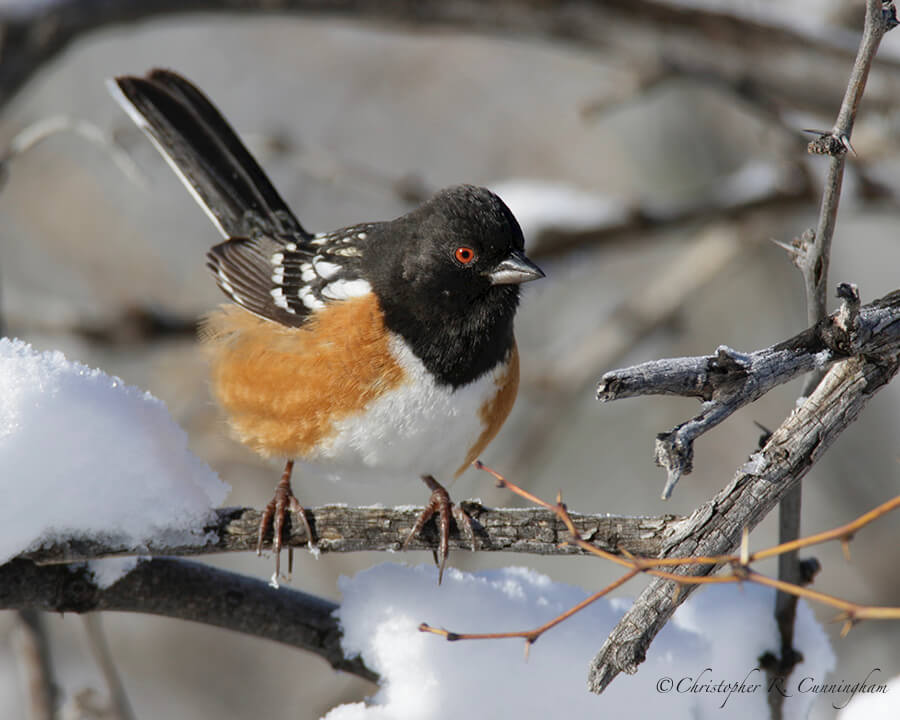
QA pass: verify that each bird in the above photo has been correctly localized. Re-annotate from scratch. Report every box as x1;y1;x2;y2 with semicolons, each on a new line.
109;69;543;584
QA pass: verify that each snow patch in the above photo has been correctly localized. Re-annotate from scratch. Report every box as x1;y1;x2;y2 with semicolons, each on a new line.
326;563;834;719
0;338;229;566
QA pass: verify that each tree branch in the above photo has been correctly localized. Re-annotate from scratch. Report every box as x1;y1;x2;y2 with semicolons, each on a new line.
802;0;895;328
587;289;900;692
0;557;379;684
4;0;900;113
772;2;896;700
81;615;136;720
14;609;59;720
20;504;675;565
597;285;897;497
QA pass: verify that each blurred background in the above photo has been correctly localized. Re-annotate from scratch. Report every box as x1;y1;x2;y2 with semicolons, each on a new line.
0;0;898;717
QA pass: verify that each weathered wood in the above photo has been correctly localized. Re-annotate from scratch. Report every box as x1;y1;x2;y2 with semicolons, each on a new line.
588;291;900;692
20;504;677;564
597;287;900;497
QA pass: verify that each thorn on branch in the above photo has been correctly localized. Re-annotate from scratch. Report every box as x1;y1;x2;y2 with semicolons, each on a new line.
839;616;858;638
841;536;853;561
771;228;815;270
753;421;773;448
740;527;750;566
883;2;899;31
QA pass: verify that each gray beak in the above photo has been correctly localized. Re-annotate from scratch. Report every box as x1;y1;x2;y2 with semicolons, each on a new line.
488;249;545;285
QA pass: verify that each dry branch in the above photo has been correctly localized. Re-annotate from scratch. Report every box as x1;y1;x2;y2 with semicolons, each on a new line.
13;610;59;720
81;615;136;720
587;291;900;691
4;0;900;113
0;557;378;684
772;2;896;697
20;504;675;565
418;480;900;648
597;285;896;497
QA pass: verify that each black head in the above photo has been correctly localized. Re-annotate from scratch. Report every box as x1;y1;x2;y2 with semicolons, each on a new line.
363;185;543;387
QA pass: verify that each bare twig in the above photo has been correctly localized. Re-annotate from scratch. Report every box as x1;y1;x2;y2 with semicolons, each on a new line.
19;504;675;565
419;474;900;649
477;463;900;582
14;609;59;720
772;0;897;698
801;0;894;328
597;285;893;497
81;615;135;720
0;558;378;684
754;495;900;561
420;569;641;653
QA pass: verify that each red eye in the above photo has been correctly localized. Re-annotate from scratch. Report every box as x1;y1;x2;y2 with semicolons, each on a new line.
454;246;476;264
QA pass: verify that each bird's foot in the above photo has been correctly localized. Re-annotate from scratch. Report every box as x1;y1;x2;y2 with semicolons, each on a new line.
402;474;477;584
257;459;315;587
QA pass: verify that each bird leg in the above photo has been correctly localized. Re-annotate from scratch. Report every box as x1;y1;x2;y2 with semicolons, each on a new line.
256;459;315;585
402;474;476;584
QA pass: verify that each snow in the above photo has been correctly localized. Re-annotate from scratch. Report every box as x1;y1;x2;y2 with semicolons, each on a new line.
838;673;900;719
813;349;832;370
491;179;630;241
710;162;784;208
327;563;834;720
87;557;144;589
739;451;768;476
0;338;229;570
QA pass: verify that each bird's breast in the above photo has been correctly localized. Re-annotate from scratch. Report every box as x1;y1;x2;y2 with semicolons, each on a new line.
322;336;519;479
203;296;519;480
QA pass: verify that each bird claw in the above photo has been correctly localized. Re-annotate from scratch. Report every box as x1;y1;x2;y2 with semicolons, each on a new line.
257;459;315;585
402;475;477;584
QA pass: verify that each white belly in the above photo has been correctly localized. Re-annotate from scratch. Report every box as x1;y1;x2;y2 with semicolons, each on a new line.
315;334;501;479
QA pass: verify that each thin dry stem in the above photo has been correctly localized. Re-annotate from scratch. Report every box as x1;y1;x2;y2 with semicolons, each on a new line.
14;610;58;720
81;615;135;720
774;1;896;689
411;464;900;649
419;569;641;646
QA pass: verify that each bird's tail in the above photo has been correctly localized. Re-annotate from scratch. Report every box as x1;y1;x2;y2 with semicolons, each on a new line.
109;68;307;240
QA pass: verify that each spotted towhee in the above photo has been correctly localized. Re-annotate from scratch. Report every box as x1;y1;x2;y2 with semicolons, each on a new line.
110;69;543;583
